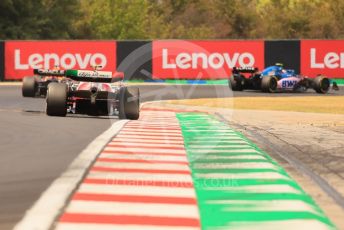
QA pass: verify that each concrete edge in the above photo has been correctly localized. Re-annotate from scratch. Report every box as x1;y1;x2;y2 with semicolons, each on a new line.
13;119;129;230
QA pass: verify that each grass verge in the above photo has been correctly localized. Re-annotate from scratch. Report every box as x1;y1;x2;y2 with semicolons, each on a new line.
168;96;344;114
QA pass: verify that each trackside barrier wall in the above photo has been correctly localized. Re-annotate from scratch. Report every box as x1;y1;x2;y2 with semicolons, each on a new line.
301;40;344;78
152;40;265;79
117;41;152;80
0;41;4;81
4;41;116;80
264;40;300;74
1;40;344;81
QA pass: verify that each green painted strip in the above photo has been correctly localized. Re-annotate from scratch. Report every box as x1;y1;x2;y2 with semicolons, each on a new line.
176;113;336;229
199;211;332;227
334;79;344;85
205;79;228;85
195;191;318;203
165;79;188;84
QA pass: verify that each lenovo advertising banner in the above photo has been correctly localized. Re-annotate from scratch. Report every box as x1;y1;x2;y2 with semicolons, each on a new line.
301;40;344;78
152;40;264;79
0;41;4;81
5;41;116;80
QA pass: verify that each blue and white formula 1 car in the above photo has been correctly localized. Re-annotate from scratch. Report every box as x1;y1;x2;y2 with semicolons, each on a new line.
229;63;338;94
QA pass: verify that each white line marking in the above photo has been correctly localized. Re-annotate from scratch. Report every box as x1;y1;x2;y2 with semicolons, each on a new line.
195;172;290;180
183;130;236;133
205;184;302;194
193;162;279;170
104;147;186;154
187;140;250;144
86;171;193;182
125;125;181;128
189;136;244;139
225;219;331;230
78;184;196;197
112;139;185;144
65;200;199;218
211;200;322;215
127;119;179;123
121;128;182;133
98;154;188;162
119;131;182;136
13;120;129;230
199;155;268;160
93;161;191;171
188;145;255;149
116;134;184;140
191;149;262;154
108;142;185;148
190;149;257;154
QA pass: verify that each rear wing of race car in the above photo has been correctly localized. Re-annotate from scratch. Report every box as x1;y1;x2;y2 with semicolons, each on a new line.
65;70;124;83
232;67;258;74
34;69;65;76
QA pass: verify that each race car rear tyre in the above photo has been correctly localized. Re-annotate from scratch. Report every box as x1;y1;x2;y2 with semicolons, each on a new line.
229;75;244;91
261;76;277;93
46;83;68;116
313;76;330;94
22;76;37;97
119;87;140;120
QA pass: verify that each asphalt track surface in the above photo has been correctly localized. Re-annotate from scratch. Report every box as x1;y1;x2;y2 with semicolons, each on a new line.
0;84;342;230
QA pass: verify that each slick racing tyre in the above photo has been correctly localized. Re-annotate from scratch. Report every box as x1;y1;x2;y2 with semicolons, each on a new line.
119;87;140;120
22;76;37;97
41;79;59;97
261;76;278;93
313;75;330;94
229;75;244;91
46;83;68;116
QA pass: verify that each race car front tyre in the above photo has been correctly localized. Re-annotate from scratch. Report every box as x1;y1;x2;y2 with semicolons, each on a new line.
229;75;244;91
261;76;277;93
22;76;37;97
46;83;68;116
313;76;330;94
119;87;140;120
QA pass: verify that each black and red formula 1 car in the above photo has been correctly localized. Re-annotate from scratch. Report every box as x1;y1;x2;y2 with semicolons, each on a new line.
45;66;140;119
22;67;65;97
